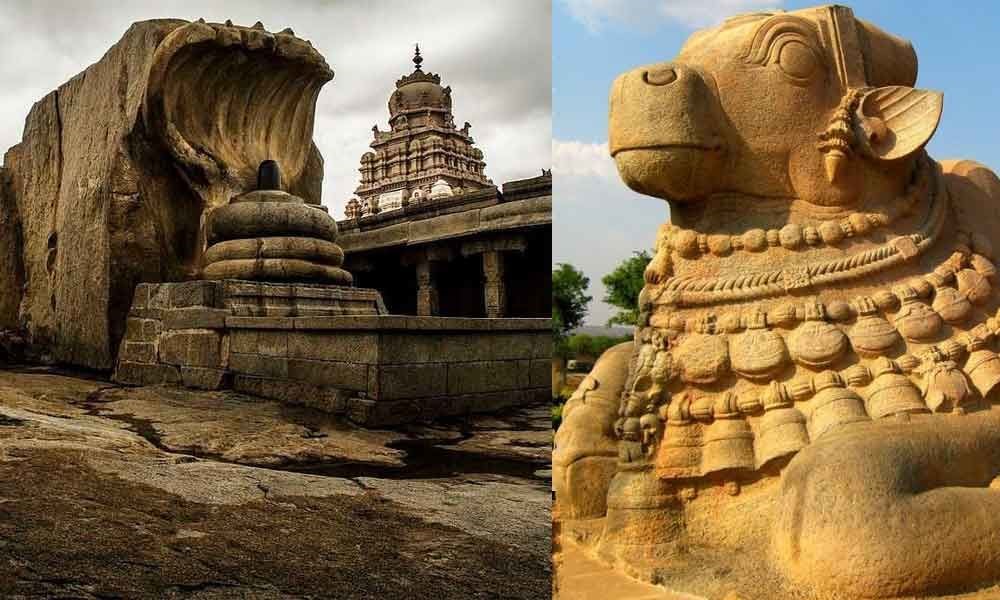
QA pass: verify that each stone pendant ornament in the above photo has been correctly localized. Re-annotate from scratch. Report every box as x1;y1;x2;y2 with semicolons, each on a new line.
639;412;661;455
964;340;1000;401
807;385;869;440
919;353;971;413
788;303;847;368
970;253;998;280
644;247;673;284
700;417;755;475
618;417;644;463
729;310;787;380
956;268;991;305
848;296;900;357
753;407;809;469
893;285;943;341
675;333;730;384
863;357;927;418
655;422;702;479
931;286;973;324
655;400;702;479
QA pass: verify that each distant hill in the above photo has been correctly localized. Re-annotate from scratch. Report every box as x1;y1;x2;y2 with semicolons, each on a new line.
569;325;633;338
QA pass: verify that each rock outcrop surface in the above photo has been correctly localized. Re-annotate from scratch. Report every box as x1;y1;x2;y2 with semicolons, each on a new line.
0;367;551;598
1;19;332;369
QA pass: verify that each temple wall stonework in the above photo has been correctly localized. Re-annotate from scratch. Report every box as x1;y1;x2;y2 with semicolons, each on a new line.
115;281;549;426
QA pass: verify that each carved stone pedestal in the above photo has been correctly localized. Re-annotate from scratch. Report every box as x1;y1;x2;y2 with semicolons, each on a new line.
113;280;549;426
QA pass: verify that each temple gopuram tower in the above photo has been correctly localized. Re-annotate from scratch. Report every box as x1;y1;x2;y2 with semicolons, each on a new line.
338;46;551;320
345;46;490;218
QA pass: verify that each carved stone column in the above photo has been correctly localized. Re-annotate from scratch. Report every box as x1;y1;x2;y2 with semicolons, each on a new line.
416;259;439;316
482;250;506;318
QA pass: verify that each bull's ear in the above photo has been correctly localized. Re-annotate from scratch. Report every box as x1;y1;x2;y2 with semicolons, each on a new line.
854;86;943;161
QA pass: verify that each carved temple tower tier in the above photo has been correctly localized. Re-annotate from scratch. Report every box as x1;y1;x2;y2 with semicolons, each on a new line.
345;46;490;218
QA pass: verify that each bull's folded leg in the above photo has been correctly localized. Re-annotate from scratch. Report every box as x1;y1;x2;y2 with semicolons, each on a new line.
774;410;1000;598
553;342;633;522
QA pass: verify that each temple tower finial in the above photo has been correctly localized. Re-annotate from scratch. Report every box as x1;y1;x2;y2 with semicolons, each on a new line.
413;44;423;71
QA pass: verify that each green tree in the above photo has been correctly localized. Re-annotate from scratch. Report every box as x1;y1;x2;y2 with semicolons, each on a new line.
566;334;595;358
552;263;592;337
564;333;632;360
591;334;631;356
602;251;652;326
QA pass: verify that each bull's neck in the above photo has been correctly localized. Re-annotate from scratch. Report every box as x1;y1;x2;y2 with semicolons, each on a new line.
667;157;923;234
661;154;932;269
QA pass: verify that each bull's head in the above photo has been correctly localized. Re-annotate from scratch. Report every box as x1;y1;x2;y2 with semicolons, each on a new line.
609;5;942;216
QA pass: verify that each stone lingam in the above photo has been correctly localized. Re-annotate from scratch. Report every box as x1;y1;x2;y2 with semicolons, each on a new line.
555;5;1000;599
113;158;387;397
202;161;352;284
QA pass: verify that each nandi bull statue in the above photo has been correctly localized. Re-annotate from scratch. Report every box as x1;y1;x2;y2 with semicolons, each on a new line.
554;5;1000;599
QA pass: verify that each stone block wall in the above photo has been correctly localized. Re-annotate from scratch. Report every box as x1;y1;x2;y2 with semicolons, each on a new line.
115;280;383;390
114;281;551;426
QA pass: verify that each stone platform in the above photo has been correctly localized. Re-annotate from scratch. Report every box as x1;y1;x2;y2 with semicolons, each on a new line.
113;280;550;425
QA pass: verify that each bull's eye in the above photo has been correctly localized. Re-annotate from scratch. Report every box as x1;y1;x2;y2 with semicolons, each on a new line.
777;40;817;82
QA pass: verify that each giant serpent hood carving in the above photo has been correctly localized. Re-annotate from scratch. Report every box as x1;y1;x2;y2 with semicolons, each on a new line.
0;19;336;369
142;19;333;214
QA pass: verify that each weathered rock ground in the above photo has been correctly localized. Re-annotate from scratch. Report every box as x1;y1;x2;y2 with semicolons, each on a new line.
0;366;551;598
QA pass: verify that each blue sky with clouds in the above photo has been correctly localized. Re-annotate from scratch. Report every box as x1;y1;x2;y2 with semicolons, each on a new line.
553;0;1000;325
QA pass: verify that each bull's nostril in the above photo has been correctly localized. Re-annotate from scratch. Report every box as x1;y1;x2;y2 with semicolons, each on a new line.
642;67;677;86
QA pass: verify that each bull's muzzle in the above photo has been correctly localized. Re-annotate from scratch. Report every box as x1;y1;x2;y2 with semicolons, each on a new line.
608;62;726;201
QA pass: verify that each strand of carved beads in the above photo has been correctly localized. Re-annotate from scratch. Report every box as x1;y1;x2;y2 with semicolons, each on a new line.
659;159;927;259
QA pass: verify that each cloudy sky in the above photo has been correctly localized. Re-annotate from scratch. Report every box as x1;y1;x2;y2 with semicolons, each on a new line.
0;0;551;217
554;0;1000;325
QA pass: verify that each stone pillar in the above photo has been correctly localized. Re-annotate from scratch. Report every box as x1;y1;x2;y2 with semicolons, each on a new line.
416;259;439;316
483;250;506;318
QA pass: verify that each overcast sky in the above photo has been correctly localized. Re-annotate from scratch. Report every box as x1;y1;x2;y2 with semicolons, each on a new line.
554;0;1000;325
0;0;551;217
